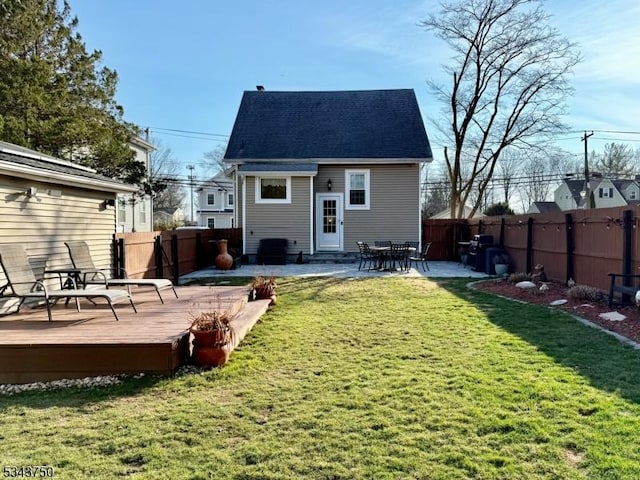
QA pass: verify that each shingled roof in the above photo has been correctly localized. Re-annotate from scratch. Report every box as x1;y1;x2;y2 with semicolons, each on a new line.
0;141;136;192
224;89;432;161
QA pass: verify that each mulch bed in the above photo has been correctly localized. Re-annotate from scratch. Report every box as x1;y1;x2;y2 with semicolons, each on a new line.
473;278;640;345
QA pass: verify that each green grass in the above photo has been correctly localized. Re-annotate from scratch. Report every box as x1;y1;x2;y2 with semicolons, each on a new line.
1;277;640;479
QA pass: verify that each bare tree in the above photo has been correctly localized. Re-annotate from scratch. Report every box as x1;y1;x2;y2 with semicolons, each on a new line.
497;149;523;205
202;144;228;178
149;138;186;210
421;0;580;218
594;142;637;178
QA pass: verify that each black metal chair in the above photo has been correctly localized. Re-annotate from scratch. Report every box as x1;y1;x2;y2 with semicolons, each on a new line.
356;242;375;271
389;243;407;271
404;241;420;270
407;242;431;272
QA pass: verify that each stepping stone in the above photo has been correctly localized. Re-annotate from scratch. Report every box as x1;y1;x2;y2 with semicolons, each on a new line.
549;299;568;306
599;311;626;322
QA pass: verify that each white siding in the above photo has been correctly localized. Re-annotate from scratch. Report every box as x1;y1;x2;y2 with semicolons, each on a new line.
0;176;116;312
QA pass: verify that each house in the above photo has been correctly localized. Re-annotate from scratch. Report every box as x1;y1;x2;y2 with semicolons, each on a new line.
196;173;234;228
430;206;484;219
527;201;561;214
553;178;638;211
224;89;433;260
117;137;155;233
153;207;185;229
0;141;138;311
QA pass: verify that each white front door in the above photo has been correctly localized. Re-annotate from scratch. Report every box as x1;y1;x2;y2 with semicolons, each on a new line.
316;193;343;251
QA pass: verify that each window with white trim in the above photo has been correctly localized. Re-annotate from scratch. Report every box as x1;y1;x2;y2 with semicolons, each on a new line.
256;177;291;203
598;187;613;198
207;193;215;205
207;218;215;228
345;169;370;209
139;200;146;223
118;198;126;222
227;193;234;207
630;190;638;200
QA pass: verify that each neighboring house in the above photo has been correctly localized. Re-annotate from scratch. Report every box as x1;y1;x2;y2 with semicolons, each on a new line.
527;201;562;214
0;141;138;312
430;206;484;219
153;207;185;229
196;173;234;228
553;178;637;211
117;137;155;233
224;89;433;259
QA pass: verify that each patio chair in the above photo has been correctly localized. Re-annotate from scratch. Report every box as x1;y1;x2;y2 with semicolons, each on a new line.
356;241;375;271
0;244;136;321
65;241;178;303
389;243;408;271
407;242;432;272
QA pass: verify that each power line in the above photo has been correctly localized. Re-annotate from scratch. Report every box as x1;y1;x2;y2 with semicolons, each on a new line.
147;126;230;138
149;130;228;142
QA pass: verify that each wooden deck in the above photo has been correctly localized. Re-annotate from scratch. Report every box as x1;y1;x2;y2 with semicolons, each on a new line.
0;285;259;384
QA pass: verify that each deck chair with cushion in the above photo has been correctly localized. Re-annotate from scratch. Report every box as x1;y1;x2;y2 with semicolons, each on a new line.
65;241;178;303
0;244;136;321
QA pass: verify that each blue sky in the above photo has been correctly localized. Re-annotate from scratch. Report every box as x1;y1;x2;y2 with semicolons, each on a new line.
68;0;640;178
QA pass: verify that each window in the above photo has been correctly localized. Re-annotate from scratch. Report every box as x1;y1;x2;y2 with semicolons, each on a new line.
118;198;126;222
631;190;638;200
256;177;291;203
599;187;613;198
139;200;146;223
207;218;215;228
345;169;370;209
227;193;234;207
207;193;215;205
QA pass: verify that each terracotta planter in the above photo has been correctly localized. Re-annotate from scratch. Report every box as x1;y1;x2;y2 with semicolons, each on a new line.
215;239;234;270
190;329;231;367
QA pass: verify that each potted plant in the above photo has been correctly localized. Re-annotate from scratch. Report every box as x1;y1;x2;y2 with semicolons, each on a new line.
189;310;236;367
250;275;277;302
493;252;510;277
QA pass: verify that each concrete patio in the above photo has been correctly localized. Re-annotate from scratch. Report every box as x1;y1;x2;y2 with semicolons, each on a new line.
179;260;490;284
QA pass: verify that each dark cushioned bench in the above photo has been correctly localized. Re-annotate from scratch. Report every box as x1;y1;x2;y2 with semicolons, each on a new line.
257;238;288;265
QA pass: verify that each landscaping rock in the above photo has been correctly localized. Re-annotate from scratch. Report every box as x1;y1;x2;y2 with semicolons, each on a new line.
515;281;536;289
549;299;568;306
599;311;627;322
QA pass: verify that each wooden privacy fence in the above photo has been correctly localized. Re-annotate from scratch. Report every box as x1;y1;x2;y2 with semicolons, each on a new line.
114;228;242;283
423;206;640;292
444;206;637;293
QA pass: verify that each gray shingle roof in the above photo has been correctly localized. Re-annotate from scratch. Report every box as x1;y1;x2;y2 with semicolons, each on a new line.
0;141;130;186
224;89;432;160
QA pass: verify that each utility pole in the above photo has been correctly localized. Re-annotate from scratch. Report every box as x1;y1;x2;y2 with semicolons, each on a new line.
581;131;594;209
187;164;195;225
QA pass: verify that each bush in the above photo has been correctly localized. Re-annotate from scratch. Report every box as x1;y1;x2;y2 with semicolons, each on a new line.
507;272;531;284
567;285;603;303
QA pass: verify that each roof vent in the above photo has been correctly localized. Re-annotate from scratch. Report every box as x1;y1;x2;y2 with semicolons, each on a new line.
256;85;265;91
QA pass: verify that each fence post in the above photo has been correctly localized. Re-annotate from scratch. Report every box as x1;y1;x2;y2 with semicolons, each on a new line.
154;236;163;278
499;217;505;247
112;236;119;279
565;213;574;283
171;234;179;285
526;217;534;274
116;237;125;279
623;210;633;298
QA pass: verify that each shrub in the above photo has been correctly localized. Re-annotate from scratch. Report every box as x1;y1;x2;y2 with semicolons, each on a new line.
567;285;602;303
507;272;531;284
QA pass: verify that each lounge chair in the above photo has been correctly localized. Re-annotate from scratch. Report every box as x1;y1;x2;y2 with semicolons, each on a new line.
0;244;136;321
65;241;178;303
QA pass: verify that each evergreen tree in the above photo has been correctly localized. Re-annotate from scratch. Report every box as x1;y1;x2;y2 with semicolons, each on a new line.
0;0;143;183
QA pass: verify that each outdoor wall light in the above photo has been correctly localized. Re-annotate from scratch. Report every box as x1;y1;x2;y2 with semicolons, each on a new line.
327;179;332;191
102;198;116;208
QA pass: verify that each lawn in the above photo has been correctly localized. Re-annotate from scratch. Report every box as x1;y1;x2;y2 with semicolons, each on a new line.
1;277;640;479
